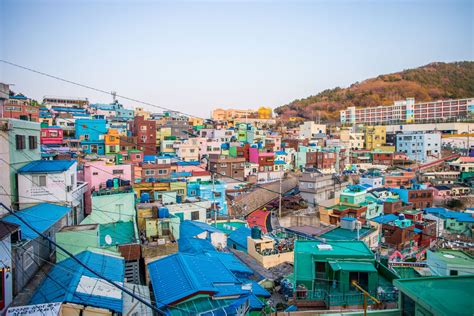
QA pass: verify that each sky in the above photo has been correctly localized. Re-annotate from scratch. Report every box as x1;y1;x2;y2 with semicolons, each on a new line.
1;0;473;118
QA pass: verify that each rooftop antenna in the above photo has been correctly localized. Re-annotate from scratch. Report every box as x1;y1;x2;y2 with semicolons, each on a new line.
111;91;117;103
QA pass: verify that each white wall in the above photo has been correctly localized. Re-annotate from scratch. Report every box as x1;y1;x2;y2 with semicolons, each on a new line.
18;163;77;209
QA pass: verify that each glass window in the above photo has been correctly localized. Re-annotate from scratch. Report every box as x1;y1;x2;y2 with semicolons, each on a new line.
32;175;47;187
28;136;37;150
15;135;26;150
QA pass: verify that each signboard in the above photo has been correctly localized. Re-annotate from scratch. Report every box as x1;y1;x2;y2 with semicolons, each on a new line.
7;302;62;316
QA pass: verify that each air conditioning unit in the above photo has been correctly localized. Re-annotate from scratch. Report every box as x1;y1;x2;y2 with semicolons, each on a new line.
0;121;13;131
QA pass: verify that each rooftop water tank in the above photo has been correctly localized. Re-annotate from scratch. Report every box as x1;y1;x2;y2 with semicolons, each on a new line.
140;192;150;203
251;226;262;239
158;207;169;218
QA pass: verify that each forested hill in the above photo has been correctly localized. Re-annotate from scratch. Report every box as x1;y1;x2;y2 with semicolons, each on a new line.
275;61;474;122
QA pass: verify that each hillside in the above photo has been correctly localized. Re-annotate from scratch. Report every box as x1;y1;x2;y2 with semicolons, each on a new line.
275;61;474;122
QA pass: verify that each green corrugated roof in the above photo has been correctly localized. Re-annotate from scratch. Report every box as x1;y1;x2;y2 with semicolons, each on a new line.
428;249;474;265
394;275;474;316
294;240;374;258
99;221;135;246
328;261;377;273
320;227;374;241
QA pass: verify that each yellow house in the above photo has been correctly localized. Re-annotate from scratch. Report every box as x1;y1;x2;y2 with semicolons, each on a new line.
364;126;386;150
257;107;273;120
156;127;172;148
188;116;204;126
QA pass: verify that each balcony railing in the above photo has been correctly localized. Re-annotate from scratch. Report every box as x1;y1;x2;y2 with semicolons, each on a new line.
295;287;398;307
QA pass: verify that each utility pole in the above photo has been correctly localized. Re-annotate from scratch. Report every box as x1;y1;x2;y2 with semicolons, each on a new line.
278;174;283;218
212;173;217;225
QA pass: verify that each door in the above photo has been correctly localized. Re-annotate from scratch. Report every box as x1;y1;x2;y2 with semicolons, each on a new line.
91;144;98;154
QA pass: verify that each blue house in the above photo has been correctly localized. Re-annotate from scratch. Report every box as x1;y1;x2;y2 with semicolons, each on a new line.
147;252;269;314
30;250;125;313
75;119;107;155
228;226;251;252
187;180;228;215
2;203;73;294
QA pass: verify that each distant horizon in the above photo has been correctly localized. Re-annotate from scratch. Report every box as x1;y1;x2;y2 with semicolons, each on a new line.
1;0;473;117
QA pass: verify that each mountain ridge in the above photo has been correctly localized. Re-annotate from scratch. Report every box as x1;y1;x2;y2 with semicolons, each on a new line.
275;61;474;122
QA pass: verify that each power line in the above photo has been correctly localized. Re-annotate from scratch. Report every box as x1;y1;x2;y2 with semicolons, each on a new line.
1;60;201;119
0;202;169;315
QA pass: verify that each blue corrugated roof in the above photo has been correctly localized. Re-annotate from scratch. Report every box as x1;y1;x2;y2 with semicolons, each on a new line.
228;226;251;250
2;203;71;240
210;252;253;275
179;237;217;254
176;161;200;166
30;250;124;313
424;207;474;223
18;160;76;174
147;252;268;309
274;160;286;165
180;220;223;240
370;213;398;224
143;155;156;162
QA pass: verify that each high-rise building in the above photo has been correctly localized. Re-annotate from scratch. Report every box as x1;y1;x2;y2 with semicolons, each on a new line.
340;97;474;124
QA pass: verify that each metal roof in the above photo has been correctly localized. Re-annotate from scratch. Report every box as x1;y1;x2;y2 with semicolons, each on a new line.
17;160;76;174
370;213;398;224
179;220;223;240
328;261;377;273
147;252;269;309
394;275;474;316
2;203;71;240
99;221;136;247
228;226;251;250
30;250;125;313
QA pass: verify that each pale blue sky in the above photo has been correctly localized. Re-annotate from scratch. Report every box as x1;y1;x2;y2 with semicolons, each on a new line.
1;0;473;117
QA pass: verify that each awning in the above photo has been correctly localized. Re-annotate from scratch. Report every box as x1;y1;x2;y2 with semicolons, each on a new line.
328;261;377;273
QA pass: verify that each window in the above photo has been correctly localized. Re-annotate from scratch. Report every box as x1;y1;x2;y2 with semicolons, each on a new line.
113;169;124;175
84;134;90;140
50;130;58;137
28;136;37;149
145;170;155;175
141;135;147;142
135;154;141;159
70;174;75;186
191;211;200;220
93;172;99;176
158;169;168;174
32;175;47;187
15;135;26;150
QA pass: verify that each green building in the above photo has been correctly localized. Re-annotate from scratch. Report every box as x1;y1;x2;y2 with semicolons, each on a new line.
340;185;368;205
394;275;474;316
82;190;136;224
0;118;41;212
293;240;398;309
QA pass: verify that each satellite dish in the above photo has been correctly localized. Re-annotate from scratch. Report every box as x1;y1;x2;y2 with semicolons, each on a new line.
105;235;113;245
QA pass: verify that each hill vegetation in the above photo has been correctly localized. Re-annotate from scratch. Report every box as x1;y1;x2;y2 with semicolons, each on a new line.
275;61;474;122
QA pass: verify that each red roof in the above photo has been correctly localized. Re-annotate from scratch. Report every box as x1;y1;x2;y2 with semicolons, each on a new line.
246;209;271;233
192;170;211;176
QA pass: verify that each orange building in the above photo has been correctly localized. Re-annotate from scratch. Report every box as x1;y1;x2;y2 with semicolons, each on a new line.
384;172;416;188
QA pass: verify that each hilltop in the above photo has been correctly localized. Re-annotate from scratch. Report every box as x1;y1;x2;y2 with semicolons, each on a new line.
275;61;474;122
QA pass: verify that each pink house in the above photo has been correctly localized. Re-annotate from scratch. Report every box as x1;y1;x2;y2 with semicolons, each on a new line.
83;160;133;191
40;127;64;145
249;147;259;164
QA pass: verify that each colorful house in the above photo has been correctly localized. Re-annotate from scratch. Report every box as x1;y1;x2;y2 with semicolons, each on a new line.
40;126;63;145
187;180;228;215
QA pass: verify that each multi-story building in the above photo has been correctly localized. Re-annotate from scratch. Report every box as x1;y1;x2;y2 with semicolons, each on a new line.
43;96;89;108
341;97;474;124
299;172;348;206
364;126;386;150
132;116;157;155
40;126;63;145
298;121;326;139
396;132;441;162
0;119;41;212
209;155;246;180
1;94;39;122
75;118;107;155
